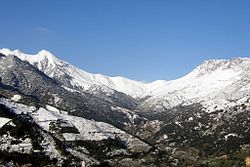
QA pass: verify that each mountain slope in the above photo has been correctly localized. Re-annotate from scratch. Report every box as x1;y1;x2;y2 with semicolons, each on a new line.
0;53;159;166
1;49;249;107
0;54;144;128
0;97;154;166
138;58;250;113
1;48;249;124
0;48;250;166
0;49;147;98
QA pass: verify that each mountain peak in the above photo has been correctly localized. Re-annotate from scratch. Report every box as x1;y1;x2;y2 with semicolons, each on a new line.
37;50;55;58
0;48;61;74
0;48;22;56
0;48;56;59
36;50;57;64
189;57;250;78
1;48;249;98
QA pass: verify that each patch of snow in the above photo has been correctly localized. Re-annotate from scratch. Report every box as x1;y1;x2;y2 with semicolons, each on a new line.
175;121;183;128
0;117;11;128
224;133;238;141
46;105;60;113
111;106;141;124
0;136;33;154
11;94;21;102
0;98;36;114
163;134;168;139
0;97;150;153
62;86;80;93
106;149;130;157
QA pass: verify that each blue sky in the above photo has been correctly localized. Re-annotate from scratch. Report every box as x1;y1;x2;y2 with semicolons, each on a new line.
1;0;250;81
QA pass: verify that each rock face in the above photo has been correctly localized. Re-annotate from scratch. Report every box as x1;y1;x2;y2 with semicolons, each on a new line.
1;48;249;111
0;48;249;166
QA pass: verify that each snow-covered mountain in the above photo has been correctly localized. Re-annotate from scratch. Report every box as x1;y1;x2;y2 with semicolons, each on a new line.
0;48;147;98
0;48;250;166
0;97;152;166
1;48;249;111
138;57;250;113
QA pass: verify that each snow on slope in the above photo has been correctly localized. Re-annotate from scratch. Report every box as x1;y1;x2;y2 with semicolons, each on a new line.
11;94;22;102
0;48;249;106
139;57;250;110
0;117;11;128
0;48;147;97
0;98;150;152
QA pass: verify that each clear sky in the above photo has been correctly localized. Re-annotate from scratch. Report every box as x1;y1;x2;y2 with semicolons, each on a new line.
1;0;250;81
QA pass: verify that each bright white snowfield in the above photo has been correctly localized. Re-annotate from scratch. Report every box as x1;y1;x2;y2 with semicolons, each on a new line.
0;117;11;128
0;48;250;110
